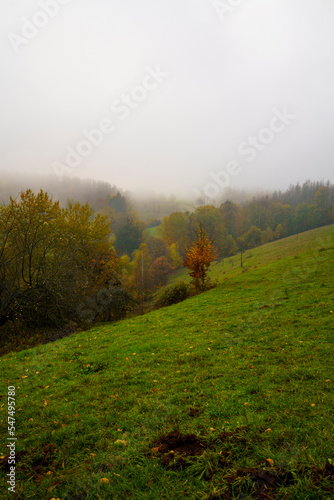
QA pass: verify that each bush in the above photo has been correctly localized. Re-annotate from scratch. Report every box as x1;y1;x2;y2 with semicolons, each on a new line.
77;284;136;324
155;281;194;308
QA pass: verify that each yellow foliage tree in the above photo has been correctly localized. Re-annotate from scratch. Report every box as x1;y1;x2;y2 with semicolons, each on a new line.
0;189;118;328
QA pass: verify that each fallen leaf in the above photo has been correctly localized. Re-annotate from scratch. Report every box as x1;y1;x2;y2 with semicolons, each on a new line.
266;458;274;466
265;428;272;433
114;440;127;446
100;478;109;484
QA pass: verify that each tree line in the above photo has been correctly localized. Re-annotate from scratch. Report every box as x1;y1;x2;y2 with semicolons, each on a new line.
0;179;333;338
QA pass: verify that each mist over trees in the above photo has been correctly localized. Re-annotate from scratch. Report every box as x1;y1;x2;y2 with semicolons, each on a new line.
0;172;121;210
158;180;334;262
0;175;333;347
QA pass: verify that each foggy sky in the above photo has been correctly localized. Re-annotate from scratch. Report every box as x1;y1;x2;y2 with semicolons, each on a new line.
1;0;334;199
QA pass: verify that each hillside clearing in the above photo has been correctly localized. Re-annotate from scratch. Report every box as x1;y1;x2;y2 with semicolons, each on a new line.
0;225;333;499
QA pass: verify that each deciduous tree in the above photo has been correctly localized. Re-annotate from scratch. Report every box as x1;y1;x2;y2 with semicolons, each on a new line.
0;190;118;328
184;227;217;291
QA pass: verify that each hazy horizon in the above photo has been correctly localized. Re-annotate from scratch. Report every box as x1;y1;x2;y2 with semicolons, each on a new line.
1;0;334;199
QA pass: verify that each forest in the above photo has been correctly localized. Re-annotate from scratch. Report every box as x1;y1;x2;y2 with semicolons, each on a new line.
0;177;333;347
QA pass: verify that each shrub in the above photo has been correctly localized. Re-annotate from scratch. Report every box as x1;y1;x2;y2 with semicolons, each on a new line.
155;281;193;308
77;284;136;324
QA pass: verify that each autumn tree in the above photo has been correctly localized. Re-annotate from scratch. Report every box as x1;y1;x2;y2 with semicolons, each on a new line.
188;206;227;257
158;212;190;257
145;235;168;261
274;223;285;240
167;243;183;269
184;226;217;291
151;256;174;289
236;234;248;268
261;226;274;245
245;226;262;248
0;190;119;328
131;243;153;299
223;234;238;256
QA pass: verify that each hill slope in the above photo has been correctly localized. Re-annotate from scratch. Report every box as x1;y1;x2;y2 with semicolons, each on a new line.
0;226;333;499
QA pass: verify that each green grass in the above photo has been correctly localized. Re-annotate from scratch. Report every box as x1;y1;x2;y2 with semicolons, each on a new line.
0;225;333;499
145;226;161;238
171;224;334;284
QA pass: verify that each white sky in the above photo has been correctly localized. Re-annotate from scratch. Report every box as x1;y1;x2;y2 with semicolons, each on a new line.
1;0;334;198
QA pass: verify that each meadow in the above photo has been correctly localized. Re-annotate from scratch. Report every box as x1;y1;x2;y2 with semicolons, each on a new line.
0;225;333;499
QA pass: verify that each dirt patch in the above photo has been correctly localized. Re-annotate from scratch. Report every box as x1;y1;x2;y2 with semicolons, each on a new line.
210;466;295;499
151;430;206;468
312;463;334;493
149;427;333;497
0;450;29;472
24;442;58;482
0;442;58;482
150;426;250;470
211;463;334;499
188;407;200;417
217;426;251;450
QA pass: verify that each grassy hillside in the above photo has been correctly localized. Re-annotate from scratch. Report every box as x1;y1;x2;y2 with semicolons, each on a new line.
171;224;334;284
0;226;333;499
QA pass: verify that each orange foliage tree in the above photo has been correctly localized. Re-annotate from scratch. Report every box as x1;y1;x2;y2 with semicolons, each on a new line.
184;226;217;291
151;256;174;289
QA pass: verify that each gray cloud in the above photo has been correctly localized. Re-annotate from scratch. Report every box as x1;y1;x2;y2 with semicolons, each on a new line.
1;0;333;198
